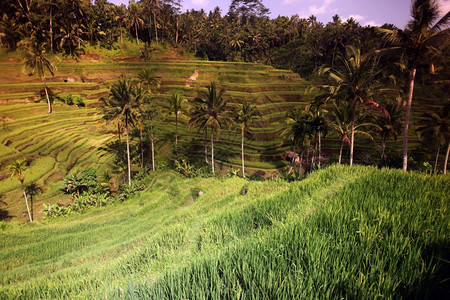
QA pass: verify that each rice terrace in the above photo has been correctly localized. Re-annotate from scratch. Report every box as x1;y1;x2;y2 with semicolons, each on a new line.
0;0;449;298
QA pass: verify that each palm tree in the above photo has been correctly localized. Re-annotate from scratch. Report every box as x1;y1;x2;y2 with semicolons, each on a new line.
137;68;160;94
380;0;450;171
318;43;387;165
164;92;187;146
376;100;402;160
99;76;145;185
328;102;378;164
128;3;144;45
416;101;450;174
189;82;234;174
20;38;55;113
282;107;311;177
142;98;160;172
25;183;43;221
235;100;261;178
8;160;32;222
306;103;327;168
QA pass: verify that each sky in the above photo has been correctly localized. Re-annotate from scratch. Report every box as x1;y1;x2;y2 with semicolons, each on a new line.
107;0;450;29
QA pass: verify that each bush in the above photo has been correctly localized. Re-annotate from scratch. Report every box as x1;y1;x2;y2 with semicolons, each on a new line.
62;168;103;196
65;94;74;105
75;97;85;107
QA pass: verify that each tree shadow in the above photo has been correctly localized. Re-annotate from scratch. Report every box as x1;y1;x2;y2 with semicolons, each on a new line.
25;183;43;221
0;194;12;221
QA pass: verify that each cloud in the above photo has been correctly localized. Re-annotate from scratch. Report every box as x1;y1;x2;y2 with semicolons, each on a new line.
309;0;335;15
191;0;208;6
346;14;365;22
283;0;302;4
363;20;382;27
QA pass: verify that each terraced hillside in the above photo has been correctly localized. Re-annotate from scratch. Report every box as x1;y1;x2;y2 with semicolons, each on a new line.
0;55;315;220
0;52;444;221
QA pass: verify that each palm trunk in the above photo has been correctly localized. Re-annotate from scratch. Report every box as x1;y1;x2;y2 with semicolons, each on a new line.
135;22;139;45
434;144;440;174
49;1;53;51
381;138;386;159
175;114;178;145
298;149;304;179
339;140;344;164
211;130;215;174
444;140;449;174
311;138;318;171
150;132;155;172
126;115;131;186
402;67;417;171
153;12;158;44
204;129;209;164
120;22;123;43
318;128;321;167
22;182;32;222
140;129;144;168
288;143;296;174
350;104;356;166
241;129;245;178
175;17;179;44
44;79;52;113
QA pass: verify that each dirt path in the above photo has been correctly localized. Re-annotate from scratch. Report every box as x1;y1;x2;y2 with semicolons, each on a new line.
185;70;199;87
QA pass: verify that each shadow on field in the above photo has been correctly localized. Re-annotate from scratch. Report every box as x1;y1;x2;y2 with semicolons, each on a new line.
0;197;12;221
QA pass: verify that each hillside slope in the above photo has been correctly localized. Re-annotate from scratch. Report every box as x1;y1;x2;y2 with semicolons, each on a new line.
0;52;313;221
0;48;446;222
0;165;449;298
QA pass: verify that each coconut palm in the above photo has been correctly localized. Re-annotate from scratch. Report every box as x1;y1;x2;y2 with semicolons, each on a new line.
306;103;328;168
189;82;234;174
8;160;32;222
282;107;311;177
376;100;403;160
380;0;450;171
20;37;55;113
137;68;160;93
318;43;387;165
164;92;187;146
142;98;160;172
235;100;261;178
328;102;379;164
99;76;145;185
416;101;450;174
128;3;144;45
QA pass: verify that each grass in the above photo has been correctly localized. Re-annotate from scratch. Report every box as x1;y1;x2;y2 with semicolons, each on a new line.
0;165;448;298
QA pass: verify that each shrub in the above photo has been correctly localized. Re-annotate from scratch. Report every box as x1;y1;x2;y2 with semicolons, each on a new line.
75;97;85;107
65;94;74;105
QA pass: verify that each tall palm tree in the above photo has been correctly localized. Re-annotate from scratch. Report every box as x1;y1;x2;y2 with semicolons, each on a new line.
8;160;32;222
416;101;450;174
282;107;311;177
328;102;378;164
377;100;403;160
137;68;160;93
189;82;234;174
380;0;449;171
306;103;327;168
164;92;187;146
20;38;55;113
99;76;145;185
235;100;261;178
318;43;386;165
128;3;144;45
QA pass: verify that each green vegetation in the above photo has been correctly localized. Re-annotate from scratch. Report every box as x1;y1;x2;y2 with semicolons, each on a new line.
0;165;448;298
